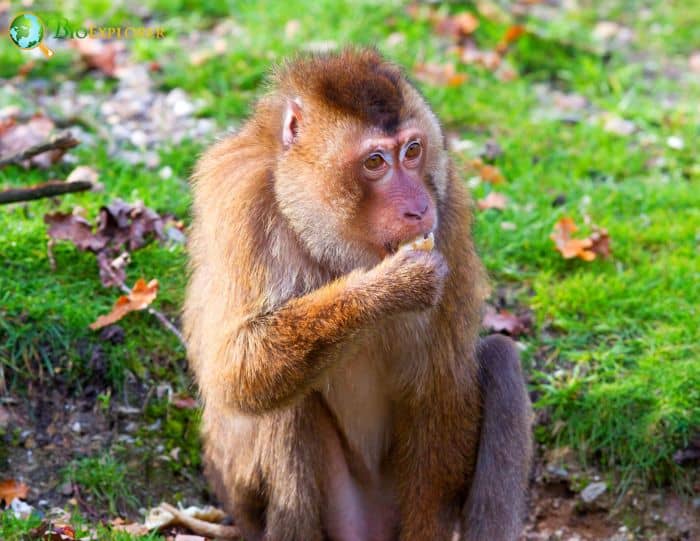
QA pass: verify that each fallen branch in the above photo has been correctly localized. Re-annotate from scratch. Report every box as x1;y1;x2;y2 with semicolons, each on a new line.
0;180;93;204
160;503;241;540
0;131;79;168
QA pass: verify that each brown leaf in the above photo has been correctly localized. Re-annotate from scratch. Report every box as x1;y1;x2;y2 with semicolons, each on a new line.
589;227;611;258
97;200;165;252
171;394;199;409
97;251;126;288
18;60;36;77
89;278;159;330
44;212;107;252
482;305;532;337
550;217;596;261
469;158;506;184
0;114;65;168
459;47;502;70
477;191;507;210
503;25;526;45
45;200;167;287
435;12;480;39
414;63;467;87
496;25;526;53
71;39;122;76
0;479;29;505
37;524;76;541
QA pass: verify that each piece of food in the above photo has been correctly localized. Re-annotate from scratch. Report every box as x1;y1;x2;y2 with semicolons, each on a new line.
399;231;435;252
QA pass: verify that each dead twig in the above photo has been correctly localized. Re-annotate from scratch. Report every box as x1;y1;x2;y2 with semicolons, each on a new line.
0;180;93;205
0;131;79;168
47;238;56;271
160;503;241;540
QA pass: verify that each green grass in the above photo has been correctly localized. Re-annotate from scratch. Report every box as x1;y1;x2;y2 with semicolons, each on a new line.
1;1;698;534
0;510;164;540
63;454;137;515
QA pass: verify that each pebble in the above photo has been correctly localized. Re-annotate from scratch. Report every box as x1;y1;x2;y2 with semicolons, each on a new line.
580;481;607;503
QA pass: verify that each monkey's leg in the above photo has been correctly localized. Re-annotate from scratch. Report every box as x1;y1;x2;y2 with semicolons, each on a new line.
262;398;327;541
461;334;533;541
202;403;325;541
394;395;478;541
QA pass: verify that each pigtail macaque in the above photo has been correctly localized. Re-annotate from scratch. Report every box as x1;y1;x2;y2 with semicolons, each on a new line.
184;48;532;541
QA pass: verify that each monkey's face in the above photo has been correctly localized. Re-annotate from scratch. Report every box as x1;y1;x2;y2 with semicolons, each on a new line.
275;115;438;271
351;126;437;257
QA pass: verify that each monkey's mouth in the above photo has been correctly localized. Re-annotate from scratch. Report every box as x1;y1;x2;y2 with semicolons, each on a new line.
384;232;435;255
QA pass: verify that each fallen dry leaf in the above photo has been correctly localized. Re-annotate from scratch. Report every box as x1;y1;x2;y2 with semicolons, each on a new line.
554;93;588;112
45;211;107;252
89;278;159;330
476;1;510;23
435;12;479;39
496;25;526;53
602;114;635;136
45;200;167;287
469;158;506;184
459;46;502;70
589;227;611;258
34;523;77;541
171;394;199;409
71;39;123;76
0;114;67;168
0;479;29;505
550;217;596;261
482;305;532;337
477;191;508;210
414;63;467;87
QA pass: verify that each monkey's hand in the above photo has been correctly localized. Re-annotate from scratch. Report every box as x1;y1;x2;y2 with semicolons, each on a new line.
202;249;447;414
362;248;449;314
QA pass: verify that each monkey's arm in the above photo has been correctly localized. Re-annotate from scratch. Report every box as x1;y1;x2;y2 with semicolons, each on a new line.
208;250;446;414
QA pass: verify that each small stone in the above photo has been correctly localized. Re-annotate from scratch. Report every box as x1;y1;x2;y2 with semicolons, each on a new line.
666;135;684;150
66;165;99;183
59;481;73;496
603;115;635;136
10;498;33;519
580;481;607;503
158;165;173;180
144;151;160;168
71;421;82;433
130;130;148;147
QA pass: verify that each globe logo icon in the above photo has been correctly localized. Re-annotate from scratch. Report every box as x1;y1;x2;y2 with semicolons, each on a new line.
8;13;54;57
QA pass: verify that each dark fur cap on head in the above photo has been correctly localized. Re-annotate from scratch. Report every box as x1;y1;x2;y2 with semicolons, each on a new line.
275;47;406;132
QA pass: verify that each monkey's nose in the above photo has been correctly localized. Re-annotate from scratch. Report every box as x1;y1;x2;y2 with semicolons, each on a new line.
403;204;429;221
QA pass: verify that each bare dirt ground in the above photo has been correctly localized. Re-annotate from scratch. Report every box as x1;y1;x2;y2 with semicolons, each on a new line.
2;387;698;540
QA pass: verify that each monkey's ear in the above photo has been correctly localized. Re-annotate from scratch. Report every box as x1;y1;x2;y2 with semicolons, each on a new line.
282;98;303;149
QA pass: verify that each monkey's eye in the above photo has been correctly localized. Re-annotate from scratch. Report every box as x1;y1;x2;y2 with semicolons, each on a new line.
364;153;386;171
404;141;421;160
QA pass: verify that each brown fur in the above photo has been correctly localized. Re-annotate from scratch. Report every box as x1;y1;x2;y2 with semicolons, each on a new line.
184;48;531;541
